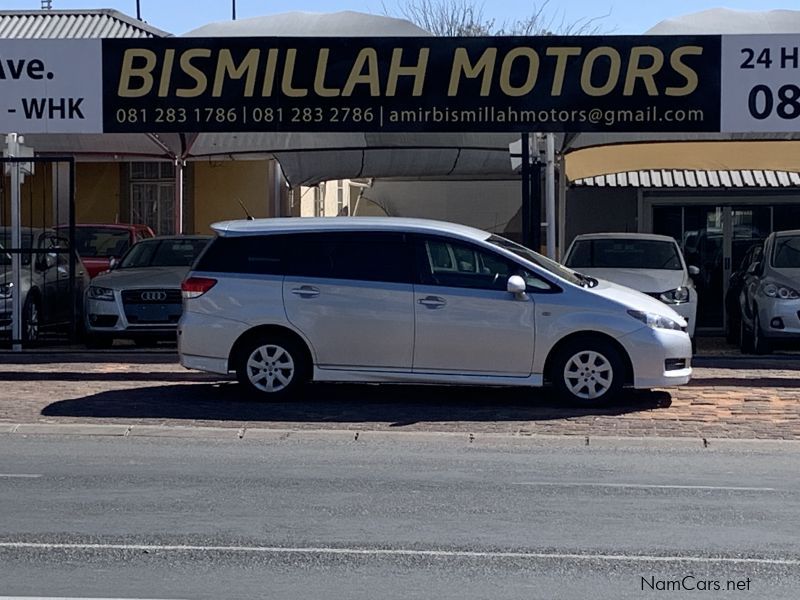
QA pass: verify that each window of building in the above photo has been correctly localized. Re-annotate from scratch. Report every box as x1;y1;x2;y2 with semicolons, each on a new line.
336;180;345;215
130;162;175;235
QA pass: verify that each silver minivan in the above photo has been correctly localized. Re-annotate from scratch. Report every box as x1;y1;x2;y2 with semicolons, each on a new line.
178;218;691;404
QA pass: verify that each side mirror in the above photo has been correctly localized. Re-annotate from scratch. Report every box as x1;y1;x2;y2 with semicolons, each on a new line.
507;275;528;300
688;265;700;277
747;261;761;275
108;257;119;270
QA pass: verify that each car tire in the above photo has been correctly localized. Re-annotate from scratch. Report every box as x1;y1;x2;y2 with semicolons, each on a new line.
85;334;113;349
725;314;740;345
22;296;40;342
235;334;309;399
552;338;625;405
752;313;772;355
739;318;754;354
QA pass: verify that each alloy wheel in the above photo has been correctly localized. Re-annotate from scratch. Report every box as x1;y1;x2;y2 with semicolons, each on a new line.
24;301;39;341
245;344;295;393
563;350;613;400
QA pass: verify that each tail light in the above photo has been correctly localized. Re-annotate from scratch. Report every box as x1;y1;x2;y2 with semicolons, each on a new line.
181;276;217;299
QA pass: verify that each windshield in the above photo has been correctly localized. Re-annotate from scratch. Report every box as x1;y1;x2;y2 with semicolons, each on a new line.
119;238;209;269
772;235;800;268
566;239;683;270
68;227;131;258
486;235;583;286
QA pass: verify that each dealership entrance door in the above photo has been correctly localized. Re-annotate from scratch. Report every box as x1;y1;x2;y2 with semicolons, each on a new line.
644;198;800;332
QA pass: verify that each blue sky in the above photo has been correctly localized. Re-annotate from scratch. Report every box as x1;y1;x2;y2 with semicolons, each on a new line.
4;0;797;35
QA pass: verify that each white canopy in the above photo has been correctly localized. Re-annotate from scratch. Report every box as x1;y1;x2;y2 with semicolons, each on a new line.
181;12;518;186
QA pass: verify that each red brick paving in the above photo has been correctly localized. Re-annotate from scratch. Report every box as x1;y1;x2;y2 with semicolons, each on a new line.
0;354;798;440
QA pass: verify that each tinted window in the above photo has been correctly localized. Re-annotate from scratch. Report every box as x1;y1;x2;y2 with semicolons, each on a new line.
566;239;683;270
418;237;553;291
285;232;412;284
195;235;286;275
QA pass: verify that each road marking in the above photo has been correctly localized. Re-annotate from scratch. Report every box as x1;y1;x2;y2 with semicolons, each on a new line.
512;482;777;492
0;597;181;600
0;474;41;479
0;542;796;566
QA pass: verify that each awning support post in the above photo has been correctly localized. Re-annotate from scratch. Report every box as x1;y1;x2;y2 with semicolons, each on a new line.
174;158;185;234
6;134;22;351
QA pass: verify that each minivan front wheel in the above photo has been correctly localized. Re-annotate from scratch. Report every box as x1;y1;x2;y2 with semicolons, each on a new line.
552;339;624;405
236;335;308;398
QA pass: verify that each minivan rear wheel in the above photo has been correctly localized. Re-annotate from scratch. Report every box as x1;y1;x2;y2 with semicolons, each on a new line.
552;339;624;405
235;335;308;398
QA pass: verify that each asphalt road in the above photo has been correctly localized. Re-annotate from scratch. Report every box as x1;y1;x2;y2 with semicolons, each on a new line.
0;433;798;599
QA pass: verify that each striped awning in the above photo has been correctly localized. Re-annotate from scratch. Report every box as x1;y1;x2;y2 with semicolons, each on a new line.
572;170;800;188
0;9;169;39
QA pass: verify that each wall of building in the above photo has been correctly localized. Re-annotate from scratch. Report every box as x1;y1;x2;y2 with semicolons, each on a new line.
564;187;638;249
2;164;52;228
75;162;120;224
192;160;270;233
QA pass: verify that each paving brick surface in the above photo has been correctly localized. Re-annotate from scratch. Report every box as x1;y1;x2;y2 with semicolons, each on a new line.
0;352;798;440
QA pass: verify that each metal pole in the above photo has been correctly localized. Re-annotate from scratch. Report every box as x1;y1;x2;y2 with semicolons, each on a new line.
174;159;184;234
232;0;237;20
520;133;531;247
545;133;556;259
7;134;22;351
531;161;542;253
136;0;141;20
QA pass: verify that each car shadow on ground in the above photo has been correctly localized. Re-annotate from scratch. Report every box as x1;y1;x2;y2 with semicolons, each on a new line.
41;382;672;425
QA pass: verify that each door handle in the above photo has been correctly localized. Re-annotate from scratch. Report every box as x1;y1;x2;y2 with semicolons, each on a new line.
291;286;320;298
418;296;446;308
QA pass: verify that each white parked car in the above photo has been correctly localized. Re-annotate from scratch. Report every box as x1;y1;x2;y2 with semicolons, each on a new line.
739;229;800;354
178;218;691;404
563;233;698;339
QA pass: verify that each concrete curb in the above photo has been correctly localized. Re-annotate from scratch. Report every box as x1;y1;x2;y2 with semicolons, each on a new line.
2;421;799;450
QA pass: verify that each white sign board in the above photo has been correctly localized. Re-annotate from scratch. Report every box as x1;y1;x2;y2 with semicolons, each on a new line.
0;39;102;134
722;35;800;132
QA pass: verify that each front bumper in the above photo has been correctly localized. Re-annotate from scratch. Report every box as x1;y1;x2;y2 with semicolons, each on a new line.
85;289;181;338
756;297;800;340
619;325;692;389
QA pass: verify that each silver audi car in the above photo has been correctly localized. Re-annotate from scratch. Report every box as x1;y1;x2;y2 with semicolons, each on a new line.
84;235;210;347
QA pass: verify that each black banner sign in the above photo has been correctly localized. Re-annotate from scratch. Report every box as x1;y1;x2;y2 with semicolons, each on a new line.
102;36;721;133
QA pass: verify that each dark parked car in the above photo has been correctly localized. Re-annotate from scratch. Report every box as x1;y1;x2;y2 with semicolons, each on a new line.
56;223;155;279
0;227;90;341
724;243;763;344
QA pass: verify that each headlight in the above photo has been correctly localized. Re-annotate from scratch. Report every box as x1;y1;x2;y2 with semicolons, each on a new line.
87;286;114;301
628;310;684;331
0;282;12;299
659;286;690;304
759;282;800;299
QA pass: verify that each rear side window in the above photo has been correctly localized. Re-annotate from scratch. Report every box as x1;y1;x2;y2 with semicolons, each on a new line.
285;232;412;283
195;235;286;275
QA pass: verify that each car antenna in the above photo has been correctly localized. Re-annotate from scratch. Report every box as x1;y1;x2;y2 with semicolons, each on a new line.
237;198;255;220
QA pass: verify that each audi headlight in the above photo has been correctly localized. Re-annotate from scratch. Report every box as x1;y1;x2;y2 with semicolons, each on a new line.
87;286;114;301
628;310;684;331
0;282;12;299
759;281;800;300
659;286;690;304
